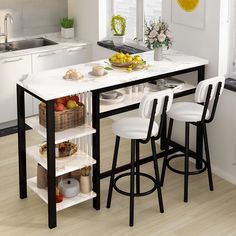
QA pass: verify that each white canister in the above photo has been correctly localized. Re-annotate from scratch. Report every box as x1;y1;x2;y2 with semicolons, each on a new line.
58;178;80;198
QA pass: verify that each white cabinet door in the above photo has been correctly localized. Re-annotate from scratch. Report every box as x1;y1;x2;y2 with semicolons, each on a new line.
32;49;64;73
63;45;92;66
0;55;32;123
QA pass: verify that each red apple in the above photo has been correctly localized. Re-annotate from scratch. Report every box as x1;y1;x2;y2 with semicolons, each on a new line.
55;97;68;106
70;95;79;104
55;103;65;112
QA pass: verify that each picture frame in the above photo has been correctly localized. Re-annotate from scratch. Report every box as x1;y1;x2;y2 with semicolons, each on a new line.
171;0;206;29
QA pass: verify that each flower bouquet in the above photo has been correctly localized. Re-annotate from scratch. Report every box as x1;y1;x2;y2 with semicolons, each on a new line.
145;19;173;60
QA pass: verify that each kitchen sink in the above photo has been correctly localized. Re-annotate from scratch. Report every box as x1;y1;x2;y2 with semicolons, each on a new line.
0;37;57;53
8;37;57;50
0;43;15;53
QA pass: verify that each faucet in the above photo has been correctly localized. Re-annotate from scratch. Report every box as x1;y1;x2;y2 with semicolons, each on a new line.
3;13;13;43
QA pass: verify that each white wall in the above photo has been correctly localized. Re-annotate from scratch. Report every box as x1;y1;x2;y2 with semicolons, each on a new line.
163;0;236;184
0;0;67;38
69;0;236;184
68;0;114;60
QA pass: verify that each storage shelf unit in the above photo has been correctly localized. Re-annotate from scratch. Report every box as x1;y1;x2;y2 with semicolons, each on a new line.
27;145;96;177
26;116;96;144
27;177;96;211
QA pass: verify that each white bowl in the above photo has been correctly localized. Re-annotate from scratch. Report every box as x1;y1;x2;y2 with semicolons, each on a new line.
101;91;118;99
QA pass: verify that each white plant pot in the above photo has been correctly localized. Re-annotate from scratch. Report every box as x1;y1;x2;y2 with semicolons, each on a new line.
61;27;74;39
113;35;125;46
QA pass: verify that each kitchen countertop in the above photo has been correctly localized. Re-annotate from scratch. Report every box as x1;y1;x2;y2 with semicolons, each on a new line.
19;49;208;101
0;32;91;59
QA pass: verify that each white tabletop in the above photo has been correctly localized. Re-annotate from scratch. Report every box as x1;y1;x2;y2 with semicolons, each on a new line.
19;50;208;101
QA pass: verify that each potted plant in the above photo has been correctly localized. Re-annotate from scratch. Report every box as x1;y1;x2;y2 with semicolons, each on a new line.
111;15;126;46
60;17;74;39
80;166;91;193
145;19;173;61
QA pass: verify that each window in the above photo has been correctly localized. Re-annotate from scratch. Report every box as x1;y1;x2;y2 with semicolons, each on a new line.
112;0;162;42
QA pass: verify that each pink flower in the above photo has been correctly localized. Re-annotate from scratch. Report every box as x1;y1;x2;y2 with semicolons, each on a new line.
158;33;166;43
149;30;158;38
166;30;173;39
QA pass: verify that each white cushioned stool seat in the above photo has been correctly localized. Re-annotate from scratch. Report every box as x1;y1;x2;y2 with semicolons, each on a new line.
112;117;159;139
167;102;210;122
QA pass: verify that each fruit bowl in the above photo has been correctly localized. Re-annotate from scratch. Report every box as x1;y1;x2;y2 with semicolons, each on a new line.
39;141;78;159
109;59;133;68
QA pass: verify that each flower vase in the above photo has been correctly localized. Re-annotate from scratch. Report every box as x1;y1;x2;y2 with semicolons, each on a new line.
154;47;163;61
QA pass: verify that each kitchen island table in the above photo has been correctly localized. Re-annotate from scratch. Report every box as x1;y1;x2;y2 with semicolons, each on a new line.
17;50;208;228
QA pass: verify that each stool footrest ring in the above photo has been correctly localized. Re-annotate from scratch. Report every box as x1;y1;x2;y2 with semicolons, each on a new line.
166;154;207;175
113;172;158;197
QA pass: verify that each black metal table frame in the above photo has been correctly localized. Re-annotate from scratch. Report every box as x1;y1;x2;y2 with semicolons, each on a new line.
17;65;205;229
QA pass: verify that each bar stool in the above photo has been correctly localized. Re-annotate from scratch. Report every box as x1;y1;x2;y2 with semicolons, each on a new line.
106;89;173;226
161;76;225;202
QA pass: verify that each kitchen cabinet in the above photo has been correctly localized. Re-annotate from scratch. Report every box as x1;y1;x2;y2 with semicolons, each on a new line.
0;55;32;123
32;49;64;72
62;45;91;66
0;43;92;126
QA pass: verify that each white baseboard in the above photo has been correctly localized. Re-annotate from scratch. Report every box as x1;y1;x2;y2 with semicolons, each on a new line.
211;165;236;186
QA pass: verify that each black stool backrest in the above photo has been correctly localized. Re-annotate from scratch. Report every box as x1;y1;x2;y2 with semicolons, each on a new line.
195;76;225;123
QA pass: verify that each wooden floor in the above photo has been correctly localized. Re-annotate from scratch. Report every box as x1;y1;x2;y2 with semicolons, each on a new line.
1;118;236;235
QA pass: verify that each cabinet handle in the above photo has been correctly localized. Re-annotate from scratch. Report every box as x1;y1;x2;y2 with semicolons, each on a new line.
67;47;86;53
3;58;24;63
37;52;56;58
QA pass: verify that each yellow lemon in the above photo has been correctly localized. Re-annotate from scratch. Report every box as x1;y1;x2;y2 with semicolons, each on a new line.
177;0;199;12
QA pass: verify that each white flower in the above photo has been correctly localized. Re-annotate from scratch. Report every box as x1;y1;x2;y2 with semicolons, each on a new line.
166;30;173;39
158;33;166;43
149;30;158;38
149;38;155;44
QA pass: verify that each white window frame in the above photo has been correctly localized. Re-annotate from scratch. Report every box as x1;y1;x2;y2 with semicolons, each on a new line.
229;0;236;78
111;0;145;42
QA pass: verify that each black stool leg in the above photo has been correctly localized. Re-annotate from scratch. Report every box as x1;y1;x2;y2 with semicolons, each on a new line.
106;136;120;208
136;141;140;194
184;122;190;202
161;118;173;186
203;124;214;191
151;139;164;213
130;139;136;227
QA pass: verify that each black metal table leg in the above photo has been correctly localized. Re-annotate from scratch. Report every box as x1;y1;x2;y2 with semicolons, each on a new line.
92;91;101;210
17;84;27;199
46;100;57;229
196;65;205;169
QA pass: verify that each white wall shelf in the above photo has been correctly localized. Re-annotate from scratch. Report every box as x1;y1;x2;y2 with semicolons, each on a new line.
27;145;96;177
100;83;195;113
28;177;96;211
26;116;96;144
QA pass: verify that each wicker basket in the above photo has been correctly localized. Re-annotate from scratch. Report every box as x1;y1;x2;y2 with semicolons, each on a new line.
39;102;85;131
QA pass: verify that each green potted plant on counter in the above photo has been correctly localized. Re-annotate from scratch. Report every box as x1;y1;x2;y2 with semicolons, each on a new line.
111;15;126;46
60;17;74;39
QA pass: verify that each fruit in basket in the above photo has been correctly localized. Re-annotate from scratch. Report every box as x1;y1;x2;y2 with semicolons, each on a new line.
66;99;78;109
55;96;68;106
109;52;133;66
70;95;79;104
55;103;65;112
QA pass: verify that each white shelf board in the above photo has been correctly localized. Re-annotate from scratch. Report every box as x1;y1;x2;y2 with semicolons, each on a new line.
26;116;96;144
27;177;96;211
27;145;96;176
100;83;196;113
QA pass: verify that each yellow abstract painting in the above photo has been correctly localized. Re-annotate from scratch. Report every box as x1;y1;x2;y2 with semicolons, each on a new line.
177;0;199;12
